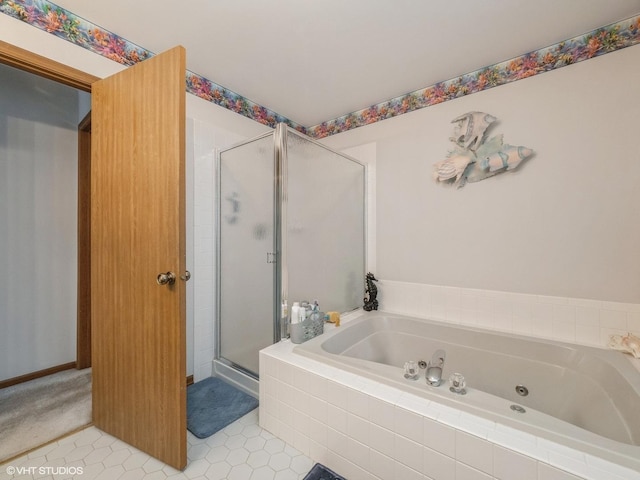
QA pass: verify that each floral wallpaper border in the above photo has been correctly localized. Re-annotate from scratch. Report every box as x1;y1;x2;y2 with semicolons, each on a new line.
308;15;640;138
0;0;306;132
1;0;639;138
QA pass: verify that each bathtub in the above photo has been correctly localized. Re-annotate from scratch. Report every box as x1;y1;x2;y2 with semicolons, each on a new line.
288;312;640;476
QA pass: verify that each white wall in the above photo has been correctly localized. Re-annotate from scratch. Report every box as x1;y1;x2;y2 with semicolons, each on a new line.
0;64;87;380
0;14;270;381
322;44;640;305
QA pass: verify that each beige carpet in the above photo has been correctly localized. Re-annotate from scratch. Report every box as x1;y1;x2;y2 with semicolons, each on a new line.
0;368;92;462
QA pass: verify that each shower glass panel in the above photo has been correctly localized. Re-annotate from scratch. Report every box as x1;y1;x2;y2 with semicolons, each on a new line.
218;133;275;377
285;130;365;314
217;124;365;385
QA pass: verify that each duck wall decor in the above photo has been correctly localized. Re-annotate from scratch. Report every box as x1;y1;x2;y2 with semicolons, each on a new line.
433;111;533;188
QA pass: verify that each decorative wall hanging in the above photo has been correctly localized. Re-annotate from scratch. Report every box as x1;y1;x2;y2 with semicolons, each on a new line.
432;111;533;188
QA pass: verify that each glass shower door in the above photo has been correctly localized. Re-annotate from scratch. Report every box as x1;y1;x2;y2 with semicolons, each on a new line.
285;129;365;316
218;134;275;377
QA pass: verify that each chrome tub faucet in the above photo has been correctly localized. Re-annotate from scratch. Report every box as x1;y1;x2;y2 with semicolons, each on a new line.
426;349;446;386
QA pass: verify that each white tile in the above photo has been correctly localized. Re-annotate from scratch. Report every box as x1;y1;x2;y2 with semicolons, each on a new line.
493;445;536;480
585;454;640;480
600;309;627;329
347;413;370;445
292;409;309;437
369;396;396;431
276;361;295;385
455;431;493;475
327;380;349;409
394;434;423;473
326;403;348;434
308;439;328;466
552;304;575;323
306;395;327;424
552;320;575;343
307;417;327;447
346;387;370;419
423;446;455;480
394;461;425;480
394;406;423;444
537;463;583;480
574;324;600;346
455;462;492;480
397;392;432;418
628;311;640;334
369;449;396;480
575;306;599;326
600;327;627;346
369;423;395;458
267;452;291;471
292;367;311;392
305;373;328;401
346;437;370;471
326;428;348;456
424;418;456;458
546;451;589;479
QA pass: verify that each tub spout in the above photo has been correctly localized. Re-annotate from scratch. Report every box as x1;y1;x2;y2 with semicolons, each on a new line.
426;349;446;386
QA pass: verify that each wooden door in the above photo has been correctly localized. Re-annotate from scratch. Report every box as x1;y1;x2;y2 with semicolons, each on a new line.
91;46;187;470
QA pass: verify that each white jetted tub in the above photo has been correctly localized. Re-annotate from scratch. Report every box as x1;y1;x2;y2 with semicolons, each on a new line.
293;313;640;474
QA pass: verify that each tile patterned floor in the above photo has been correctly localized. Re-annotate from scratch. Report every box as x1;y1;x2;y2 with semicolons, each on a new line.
0;410;315;480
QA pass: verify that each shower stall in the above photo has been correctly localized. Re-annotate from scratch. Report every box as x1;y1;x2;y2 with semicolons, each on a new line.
215;124;366;394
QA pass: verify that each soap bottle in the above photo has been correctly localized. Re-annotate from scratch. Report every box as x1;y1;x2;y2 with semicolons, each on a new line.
300;301;309;323
291;302;300;324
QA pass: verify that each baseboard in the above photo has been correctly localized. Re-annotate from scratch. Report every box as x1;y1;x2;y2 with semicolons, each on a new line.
0;362;77;390
186;375;194;386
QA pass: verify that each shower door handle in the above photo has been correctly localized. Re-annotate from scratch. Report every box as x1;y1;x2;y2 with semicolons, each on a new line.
157;271;176;286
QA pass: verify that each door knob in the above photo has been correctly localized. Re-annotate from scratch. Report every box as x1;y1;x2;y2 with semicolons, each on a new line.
180;271;191;281
157;272;176;286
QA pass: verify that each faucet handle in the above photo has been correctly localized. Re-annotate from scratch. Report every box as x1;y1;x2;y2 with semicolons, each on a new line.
403;361;420;380
448;373;467;395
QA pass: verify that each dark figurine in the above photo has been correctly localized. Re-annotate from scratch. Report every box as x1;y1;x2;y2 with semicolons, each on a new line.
363;272;379;311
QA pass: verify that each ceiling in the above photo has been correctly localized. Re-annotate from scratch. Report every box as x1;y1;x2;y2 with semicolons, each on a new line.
52;0;640;127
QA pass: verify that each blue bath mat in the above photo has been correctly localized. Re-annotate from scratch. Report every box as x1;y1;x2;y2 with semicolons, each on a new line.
303;463;347;480
186;376;258;439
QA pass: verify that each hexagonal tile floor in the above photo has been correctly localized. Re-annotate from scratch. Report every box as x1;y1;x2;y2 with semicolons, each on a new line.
0;410;315;480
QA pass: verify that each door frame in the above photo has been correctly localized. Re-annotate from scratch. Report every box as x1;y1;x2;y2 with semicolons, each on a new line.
0;41;194;387
77;112;92;368
0;40;98;374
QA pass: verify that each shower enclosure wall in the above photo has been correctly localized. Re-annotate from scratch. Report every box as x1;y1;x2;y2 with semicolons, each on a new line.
215;124;365;394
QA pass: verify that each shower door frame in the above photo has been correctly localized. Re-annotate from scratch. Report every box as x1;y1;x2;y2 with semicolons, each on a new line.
215;123;367;390
215;129;282;385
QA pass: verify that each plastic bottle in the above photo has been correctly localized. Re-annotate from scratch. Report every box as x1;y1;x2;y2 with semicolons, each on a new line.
291;302;300;324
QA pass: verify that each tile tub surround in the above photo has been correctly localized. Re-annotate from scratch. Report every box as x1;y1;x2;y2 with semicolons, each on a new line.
258;315;640;480
377;280;640;350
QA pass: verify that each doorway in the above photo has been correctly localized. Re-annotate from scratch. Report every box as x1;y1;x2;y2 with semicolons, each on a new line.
0;46;95;462
0;60;92;386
